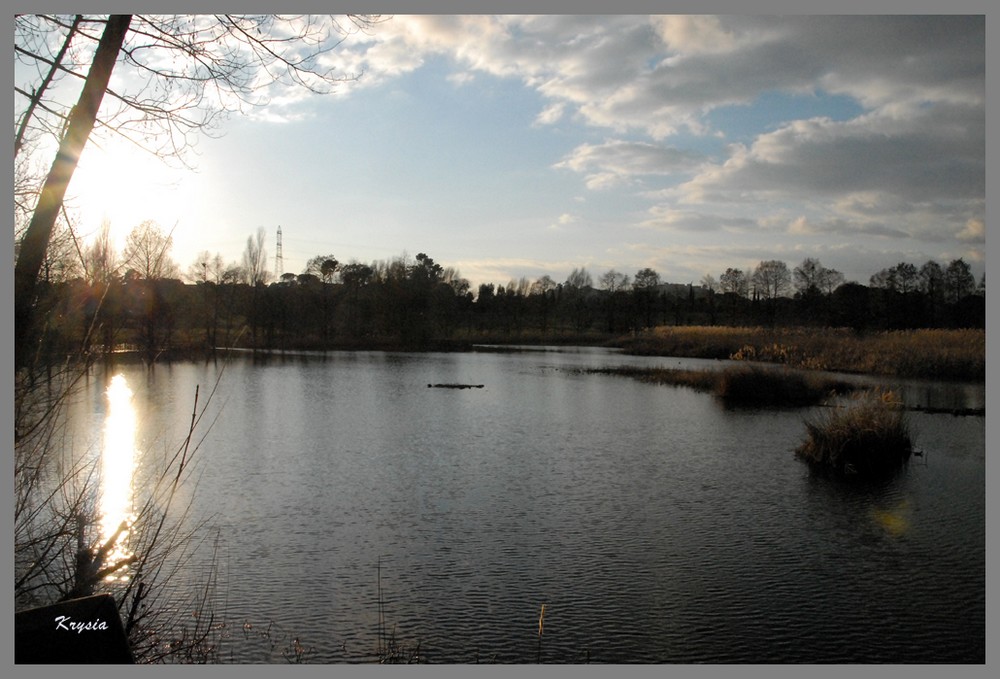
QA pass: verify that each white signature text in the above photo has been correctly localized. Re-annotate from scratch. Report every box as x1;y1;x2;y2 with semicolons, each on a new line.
54;615;109;633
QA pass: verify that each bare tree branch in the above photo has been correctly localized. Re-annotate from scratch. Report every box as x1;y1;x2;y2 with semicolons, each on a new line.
14;15;83;156
14;13;387;369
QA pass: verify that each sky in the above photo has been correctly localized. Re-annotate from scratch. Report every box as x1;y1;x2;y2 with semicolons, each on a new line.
36;12;988;292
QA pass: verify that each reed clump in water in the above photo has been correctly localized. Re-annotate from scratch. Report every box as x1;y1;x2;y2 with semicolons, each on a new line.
795;390;913;478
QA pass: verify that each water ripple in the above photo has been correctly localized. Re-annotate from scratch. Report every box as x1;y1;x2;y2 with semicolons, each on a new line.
90;354;985;663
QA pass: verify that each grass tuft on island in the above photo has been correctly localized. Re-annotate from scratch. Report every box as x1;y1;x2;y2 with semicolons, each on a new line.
795;390;913;478
587;364;856;407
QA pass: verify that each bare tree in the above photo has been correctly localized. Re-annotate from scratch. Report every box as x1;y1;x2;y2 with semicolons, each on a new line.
793;258;844;297
83;219;120;285
793;258;825;296
14;15;85;157
509;277;532;298
565;267;593;290
870;262;919;295
892;263;920;294
241;227;270;287
919;260;945;297
944;258;976;303
599;269;630;293
633;267;661;290
869;267;895;291
14;13;385;367
819;268;845;295
530;275;558;296
751;260;792;301
121;220;179;280
442;267;471;296
186;250;226;285
720;267;749;297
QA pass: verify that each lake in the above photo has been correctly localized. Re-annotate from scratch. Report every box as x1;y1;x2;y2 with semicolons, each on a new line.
66;347;986;664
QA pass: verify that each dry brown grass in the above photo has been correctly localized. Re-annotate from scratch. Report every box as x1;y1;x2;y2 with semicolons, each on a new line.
795;390;914;478
617;326;984;380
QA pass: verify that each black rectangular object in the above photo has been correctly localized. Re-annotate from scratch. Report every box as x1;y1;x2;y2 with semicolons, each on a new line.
15;594;134;664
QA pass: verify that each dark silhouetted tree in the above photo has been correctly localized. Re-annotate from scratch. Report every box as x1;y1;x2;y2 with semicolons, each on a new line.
944;258;976;304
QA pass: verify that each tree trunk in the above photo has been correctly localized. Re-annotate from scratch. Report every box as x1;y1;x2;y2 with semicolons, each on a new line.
14;15;132;369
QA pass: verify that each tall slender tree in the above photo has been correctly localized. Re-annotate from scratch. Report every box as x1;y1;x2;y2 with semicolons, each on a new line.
15;16;132;367
122;221;179;281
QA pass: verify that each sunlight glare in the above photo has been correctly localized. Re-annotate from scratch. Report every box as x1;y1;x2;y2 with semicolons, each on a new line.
100;374;138;575
70;141;195;253
871;499;911;538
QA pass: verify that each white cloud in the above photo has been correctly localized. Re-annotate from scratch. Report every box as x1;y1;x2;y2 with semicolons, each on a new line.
554;139;704;190
787;216;816;235
957;218;985;243
251;15;984;285
549;213;578;229
447;72;476;87
324;15;983;146
674;103;983;222
583;173;626;191
649;15;745;55
534;102;566;126
639;207;756;233
963;248;985;264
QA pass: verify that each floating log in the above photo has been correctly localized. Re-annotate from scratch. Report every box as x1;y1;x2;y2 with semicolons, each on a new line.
427;383;484;389
908;405;985;417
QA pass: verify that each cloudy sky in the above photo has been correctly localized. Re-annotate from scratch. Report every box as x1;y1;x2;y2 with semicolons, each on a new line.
60;11;986;291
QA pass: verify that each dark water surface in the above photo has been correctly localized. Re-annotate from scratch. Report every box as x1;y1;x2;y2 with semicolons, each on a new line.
70;348;986;663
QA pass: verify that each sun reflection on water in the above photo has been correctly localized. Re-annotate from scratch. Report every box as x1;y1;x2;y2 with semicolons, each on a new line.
872;498;912;537
100;374;137;577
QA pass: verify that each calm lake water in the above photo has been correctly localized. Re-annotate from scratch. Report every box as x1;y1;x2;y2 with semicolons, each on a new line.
67;347;986;664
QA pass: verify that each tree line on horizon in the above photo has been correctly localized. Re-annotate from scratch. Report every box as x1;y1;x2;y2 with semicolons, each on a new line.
21;220;985;363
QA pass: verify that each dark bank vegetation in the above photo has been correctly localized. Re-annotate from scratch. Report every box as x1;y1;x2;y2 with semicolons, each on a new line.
717;366;855;406
795;390;914;478
19;240;985;382
586;364;857;407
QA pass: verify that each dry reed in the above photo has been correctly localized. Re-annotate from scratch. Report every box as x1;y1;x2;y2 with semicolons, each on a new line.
795;390;913;477
617;326;984;380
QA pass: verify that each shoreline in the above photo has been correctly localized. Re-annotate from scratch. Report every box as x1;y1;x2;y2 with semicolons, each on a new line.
37;325;985;383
